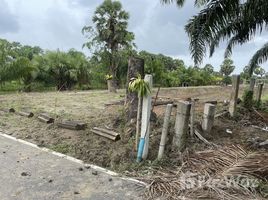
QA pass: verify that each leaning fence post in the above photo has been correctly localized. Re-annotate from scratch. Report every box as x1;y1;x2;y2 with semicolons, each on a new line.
172;101;191;151
202;103;216;133
256;83;264;104
229;75;240;117
157;104;173;160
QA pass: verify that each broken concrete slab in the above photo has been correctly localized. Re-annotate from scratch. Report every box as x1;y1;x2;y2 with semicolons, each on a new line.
57;121;87;130
17;111;34;118
37;113;54;124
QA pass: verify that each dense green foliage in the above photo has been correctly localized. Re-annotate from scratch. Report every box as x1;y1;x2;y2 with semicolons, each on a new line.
242;90;254;109
0;38;91;91
0;38;225;92
220;58;235;85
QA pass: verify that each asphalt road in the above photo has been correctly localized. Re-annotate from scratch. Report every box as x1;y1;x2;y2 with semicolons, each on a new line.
0;133;144;200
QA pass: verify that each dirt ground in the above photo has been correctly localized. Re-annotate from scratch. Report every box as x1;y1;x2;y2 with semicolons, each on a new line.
0;85;267;173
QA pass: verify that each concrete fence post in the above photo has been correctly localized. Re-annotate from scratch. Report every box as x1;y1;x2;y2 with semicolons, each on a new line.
158;104;173;160
256;83;264;103
172;101;191;151
140;74;152;160
202;103;216;133
229;75;240;117
190;98;199;138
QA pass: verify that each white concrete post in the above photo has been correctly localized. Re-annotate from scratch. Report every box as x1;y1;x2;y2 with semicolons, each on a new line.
172;101;191;151
190;99;199;137
140;74;153;160
256;83;264;103
157;104;173;160
229;75;240;117
202;103;216;133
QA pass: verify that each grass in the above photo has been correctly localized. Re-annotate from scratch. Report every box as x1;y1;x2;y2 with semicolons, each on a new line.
263;94;268;101
0;90;125;120
0;81;55;93
50;143;73;154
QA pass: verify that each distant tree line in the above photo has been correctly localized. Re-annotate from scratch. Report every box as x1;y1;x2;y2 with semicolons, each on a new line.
1;0;267;92
4;0;266;92
0;38;232;92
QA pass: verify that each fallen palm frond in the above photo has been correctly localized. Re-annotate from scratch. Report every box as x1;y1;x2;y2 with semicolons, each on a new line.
139;145;268;200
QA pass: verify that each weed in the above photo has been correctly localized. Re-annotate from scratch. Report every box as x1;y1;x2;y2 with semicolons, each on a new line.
242;90;254;109
50;143;73;154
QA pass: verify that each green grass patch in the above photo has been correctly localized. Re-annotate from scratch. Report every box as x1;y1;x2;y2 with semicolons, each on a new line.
50;143;73;154
0;81;55;93
263;94;268;101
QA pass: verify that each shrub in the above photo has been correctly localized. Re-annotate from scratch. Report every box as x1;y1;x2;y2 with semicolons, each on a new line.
242;90;254;109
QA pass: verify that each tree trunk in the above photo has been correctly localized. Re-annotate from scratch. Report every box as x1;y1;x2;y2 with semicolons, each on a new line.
108;47;118;93
125;57;145;121
107;79;116;93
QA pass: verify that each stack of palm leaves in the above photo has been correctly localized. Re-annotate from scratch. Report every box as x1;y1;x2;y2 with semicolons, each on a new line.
139;145;268;199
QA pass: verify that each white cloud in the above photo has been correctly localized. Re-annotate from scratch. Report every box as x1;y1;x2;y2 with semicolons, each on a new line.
0;0;19;34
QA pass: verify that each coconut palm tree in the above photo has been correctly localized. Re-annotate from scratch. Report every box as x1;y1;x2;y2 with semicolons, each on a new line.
161;0;268;75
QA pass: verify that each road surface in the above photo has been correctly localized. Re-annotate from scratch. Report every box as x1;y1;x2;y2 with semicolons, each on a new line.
0;133;144;200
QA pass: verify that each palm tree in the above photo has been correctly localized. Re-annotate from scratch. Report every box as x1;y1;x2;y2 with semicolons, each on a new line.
83;0;135;93
8;57;38;92
161;0;268;75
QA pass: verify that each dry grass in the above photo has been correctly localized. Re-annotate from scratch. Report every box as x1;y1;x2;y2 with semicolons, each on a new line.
0;90;124;119
1;87;268;200
137;146;268;200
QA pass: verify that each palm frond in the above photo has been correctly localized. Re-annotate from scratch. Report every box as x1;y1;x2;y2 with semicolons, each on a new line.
224;34;247;58
160;0;185;7
249;42;268;75
185;0;240;65
140;145;268;200
209;19;244;57
161;0;210;7
184;0;268;65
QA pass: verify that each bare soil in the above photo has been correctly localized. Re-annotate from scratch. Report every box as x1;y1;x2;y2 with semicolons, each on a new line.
0;86;267;173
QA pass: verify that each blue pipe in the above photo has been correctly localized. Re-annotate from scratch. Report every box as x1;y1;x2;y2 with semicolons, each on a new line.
137;138;145;162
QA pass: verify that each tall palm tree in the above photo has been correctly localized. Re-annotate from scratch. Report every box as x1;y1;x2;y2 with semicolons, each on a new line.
161;0;268;75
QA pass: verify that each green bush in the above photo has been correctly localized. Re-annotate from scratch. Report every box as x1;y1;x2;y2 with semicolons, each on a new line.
0;81;21;92
242;90;254;109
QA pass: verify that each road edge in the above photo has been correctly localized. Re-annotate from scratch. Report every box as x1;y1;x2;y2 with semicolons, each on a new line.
0;131;147;187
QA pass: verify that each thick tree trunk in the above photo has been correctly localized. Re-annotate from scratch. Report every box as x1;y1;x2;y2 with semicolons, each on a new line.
125;57;145;121
107;79;117;93
108;48;118;93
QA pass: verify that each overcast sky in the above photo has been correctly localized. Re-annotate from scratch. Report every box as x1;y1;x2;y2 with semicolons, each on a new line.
1;0;267;73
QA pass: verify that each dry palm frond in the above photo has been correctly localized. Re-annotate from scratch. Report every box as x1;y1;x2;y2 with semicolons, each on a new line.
140;145;268;200
187;145;268;180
